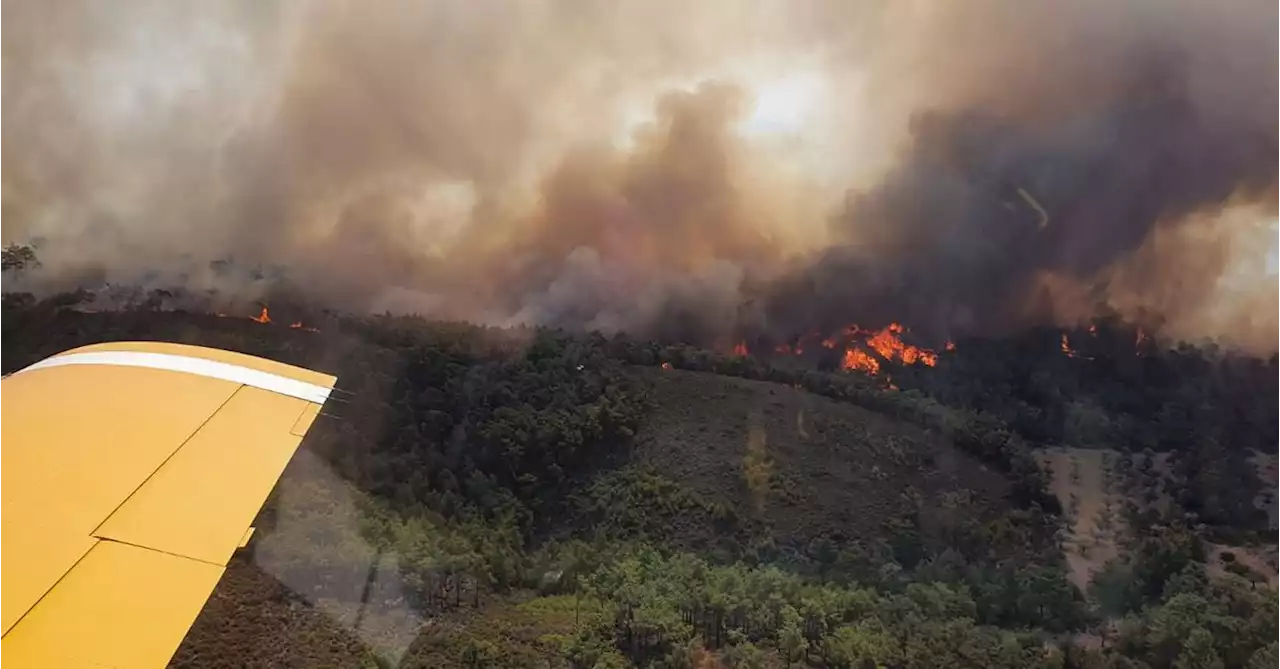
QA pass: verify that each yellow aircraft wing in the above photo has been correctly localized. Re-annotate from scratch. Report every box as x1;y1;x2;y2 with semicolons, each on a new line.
1;341;337;668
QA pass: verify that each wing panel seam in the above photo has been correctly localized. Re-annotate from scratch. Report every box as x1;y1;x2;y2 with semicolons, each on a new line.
0;538;101;639
89;536;226;568
87;386;244;539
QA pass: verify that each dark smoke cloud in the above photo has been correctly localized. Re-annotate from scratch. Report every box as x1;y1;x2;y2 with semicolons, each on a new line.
765;53;1277;341
3;0;1276;352
744;0;1278;346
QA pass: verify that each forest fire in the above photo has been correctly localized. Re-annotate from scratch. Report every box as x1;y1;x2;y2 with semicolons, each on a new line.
213;306;317;331
832;322;941;375
842;348;880;375
5;1;1274;661
864;323;938;367
750;321;948;377
1060;332;1098;360
722;320;961;381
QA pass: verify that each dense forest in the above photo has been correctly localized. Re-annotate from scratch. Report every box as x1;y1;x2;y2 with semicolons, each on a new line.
2;274;1276;668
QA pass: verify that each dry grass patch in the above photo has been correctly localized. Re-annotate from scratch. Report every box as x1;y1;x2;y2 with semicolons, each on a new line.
1037;447;1128;590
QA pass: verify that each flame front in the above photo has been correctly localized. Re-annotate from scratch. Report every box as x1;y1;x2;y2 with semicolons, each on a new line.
833;322;939;375
863;322;938;366
842;347;880;375
1061;333;1076;358
741;321;944;378
251;306;271;324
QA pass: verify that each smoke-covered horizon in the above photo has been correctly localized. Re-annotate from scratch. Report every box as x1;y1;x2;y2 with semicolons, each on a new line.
4;0;1277;352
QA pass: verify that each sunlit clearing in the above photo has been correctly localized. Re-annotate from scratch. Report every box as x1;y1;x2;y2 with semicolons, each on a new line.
741;74;821;136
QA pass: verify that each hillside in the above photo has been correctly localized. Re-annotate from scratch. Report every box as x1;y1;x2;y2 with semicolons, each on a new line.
622;367;1011;554
169;557;380;669
2;295;1276;669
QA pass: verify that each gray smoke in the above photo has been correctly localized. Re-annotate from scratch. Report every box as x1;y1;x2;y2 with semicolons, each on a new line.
4;0;1276;351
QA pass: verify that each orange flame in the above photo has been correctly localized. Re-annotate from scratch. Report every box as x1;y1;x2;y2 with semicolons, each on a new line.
289;321;320;332
1061;333;1076;358
824;321;942;375
863;322;938;367
661;362;673;370
841;347;880;375
250;306;271;324
733;341;749;356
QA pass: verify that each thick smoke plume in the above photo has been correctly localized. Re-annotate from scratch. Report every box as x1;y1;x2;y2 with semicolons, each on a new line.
4;0;1277;352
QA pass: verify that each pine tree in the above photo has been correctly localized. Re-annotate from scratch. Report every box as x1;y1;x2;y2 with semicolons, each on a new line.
1174;628;1223;669
778;604;808;665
